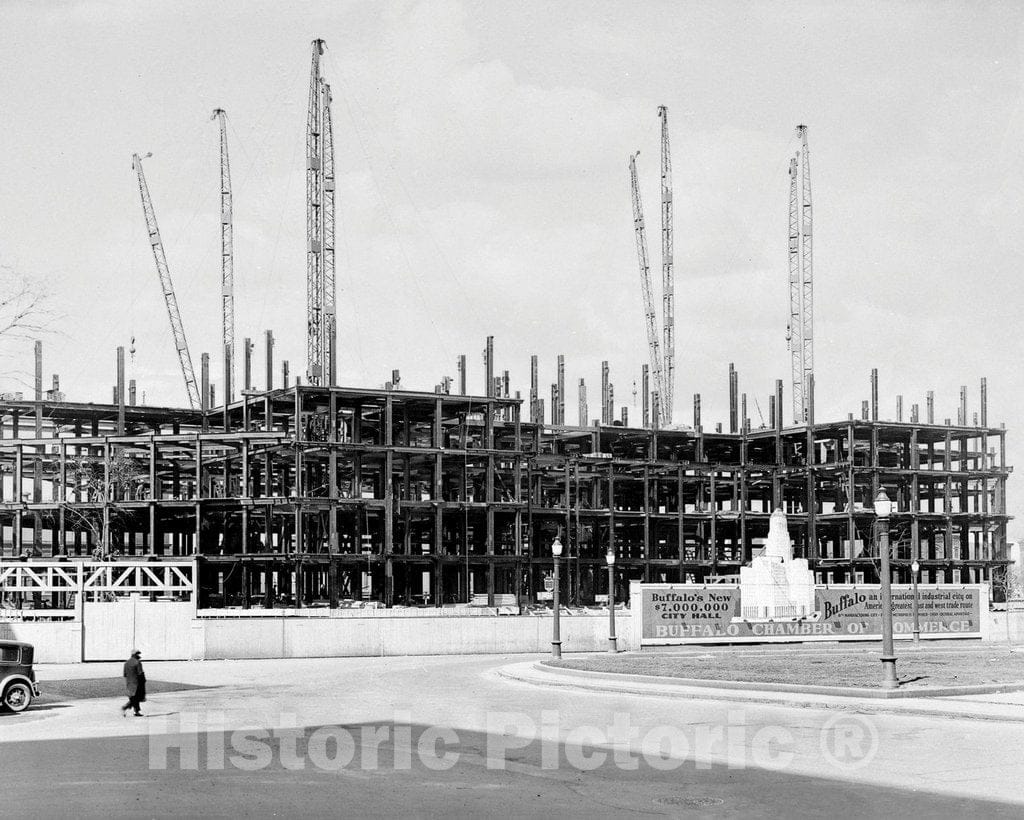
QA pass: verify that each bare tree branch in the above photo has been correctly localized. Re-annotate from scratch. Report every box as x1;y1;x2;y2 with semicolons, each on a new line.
60;450;147;558
0;265;53;342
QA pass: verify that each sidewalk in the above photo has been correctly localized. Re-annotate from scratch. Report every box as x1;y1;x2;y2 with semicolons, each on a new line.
498;660;1024;723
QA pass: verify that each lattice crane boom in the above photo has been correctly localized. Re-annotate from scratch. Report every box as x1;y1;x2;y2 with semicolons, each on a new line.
658;105;674;425
131;153;201;409
305;39;325;385
797;125;814;415
787;154;803;422
211;108;234;399
630;151;666;423
321;80;336;386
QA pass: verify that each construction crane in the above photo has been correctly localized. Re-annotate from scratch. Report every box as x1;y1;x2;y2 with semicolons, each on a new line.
629;151;666;424
658;105;674;425
320;79;336;386
787;154;803;422
131;153;201;409
211;108;235;400
305;39;325;385
797;125;814;419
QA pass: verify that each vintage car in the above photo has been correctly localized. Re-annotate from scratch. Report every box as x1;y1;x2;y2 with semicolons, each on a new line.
0;640;40;713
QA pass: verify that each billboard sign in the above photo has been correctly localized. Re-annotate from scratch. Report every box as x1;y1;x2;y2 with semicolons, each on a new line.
635;584;984;645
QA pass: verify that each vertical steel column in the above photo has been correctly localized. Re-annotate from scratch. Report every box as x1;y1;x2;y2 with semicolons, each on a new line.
265;331;274;390
642;364;650;428
244;337;252;391
805;373;817;560
709;469;717;572
384;394;394;607
484;336;494;397
116;346;126;435
33;342;43;551
870;368;878;421
529;355;539;423
200;353;210;433
101;440;112;552
223;343;232;432
328;390;339;607
728;363;736;433
910;425;920;571
677;464;685;577
846;422;856;559
13;444;22;555
556;355;565;426
601;361;610;425
774;380;784;491
433;396;444;606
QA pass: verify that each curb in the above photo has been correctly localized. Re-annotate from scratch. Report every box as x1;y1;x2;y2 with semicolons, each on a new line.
496;661;1024;723
539;661;1024;699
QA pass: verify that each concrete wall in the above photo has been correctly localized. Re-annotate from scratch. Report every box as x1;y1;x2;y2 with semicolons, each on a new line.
11;607;631;663
83;601;194;661
198;613;632;660
18;603;1020;664
0;620;81;664
987;606;1024;644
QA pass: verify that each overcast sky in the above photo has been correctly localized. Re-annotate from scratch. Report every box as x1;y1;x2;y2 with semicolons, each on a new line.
1;1;1022;537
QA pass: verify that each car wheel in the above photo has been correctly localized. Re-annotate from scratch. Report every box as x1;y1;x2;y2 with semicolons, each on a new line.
3;682;32;713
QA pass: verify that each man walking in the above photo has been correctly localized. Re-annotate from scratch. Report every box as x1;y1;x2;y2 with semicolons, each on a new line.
121;649;146;717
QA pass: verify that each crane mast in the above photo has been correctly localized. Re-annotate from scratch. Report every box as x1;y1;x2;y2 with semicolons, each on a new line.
305;39;325;385
629;152;666;423
211;108;234;399
787;154;803;422
797;125;814;417
658;105;674;425
321;80;336;386
131;153;201;409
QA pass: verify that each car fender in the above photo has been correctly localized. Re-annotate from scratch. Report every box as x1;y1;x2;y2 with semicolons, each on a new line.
1;673;39;697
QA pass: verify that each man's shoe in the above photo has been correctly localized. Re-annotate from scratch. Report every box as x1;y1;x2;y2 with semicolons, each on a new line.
133;712;143;717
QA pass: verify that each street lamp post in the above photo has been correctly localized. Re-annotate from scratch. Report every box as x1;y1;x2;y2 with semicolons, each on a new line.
551;536;563;659
911;558;921;644
606;546;617;652
875;488;899;689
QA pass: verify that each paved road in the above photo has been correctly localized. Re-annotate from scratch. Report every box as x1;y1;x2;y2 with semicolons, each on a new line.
1;654;1022;818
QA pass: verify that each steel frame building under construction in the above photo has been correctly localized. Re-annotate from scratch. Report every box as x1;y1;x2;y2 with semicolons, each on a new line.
3;39;1012;616
0;360;1012;611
